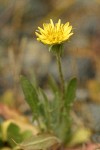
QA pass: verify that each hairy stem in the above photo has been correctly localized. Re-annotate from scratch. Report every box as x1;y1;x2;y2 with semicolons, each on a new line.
56;53;65;100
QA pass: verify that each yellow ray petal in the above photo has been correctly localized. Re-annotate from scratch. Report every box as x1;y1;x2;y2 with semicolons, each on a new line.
35;19;73;45
38;27;45;34
50;19;54;28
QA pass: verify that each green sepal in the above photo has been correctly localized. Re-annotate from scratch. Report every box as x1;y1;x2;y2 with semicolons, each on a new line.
49;44;64;56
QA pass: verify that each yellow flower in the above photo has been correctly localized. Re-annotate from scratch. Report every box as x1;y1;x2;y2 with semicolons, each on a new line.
35;19;73;45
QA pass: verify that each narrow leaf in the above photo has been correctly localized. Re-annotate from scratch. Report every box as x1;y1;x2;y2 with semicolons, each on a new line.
65;77;77;107
48;75;59;93
39;88;51;129
20;75;39;114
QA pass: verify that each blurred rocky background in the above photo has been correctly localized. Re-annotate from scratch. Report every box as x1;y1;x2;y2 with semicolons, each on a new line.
0;0;100;144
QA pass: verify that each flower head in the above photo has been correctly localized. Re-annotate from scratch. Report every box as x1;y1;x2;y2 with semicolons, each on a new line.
35;19;73;45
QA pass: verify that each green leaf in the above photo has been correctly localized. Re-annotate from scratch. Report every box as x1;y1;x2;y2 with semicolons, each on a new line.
39;88;48;105
49;92;62;129
48;75;59;93
20;75;39;114
38;88;51;129
65;77;77;108
7;123;23;147
56;117;71;143
7;123;33;148
56;78;77;143
19;134;61;150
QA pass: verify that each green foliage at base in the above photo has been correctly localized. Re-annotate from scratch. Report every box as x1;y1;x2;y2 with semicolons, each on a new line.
0;122;32;149
20;75;77;148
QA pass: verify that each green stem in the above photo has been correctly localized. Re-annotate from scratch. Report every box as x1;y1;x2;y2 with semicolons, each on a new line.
56;53;65;100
